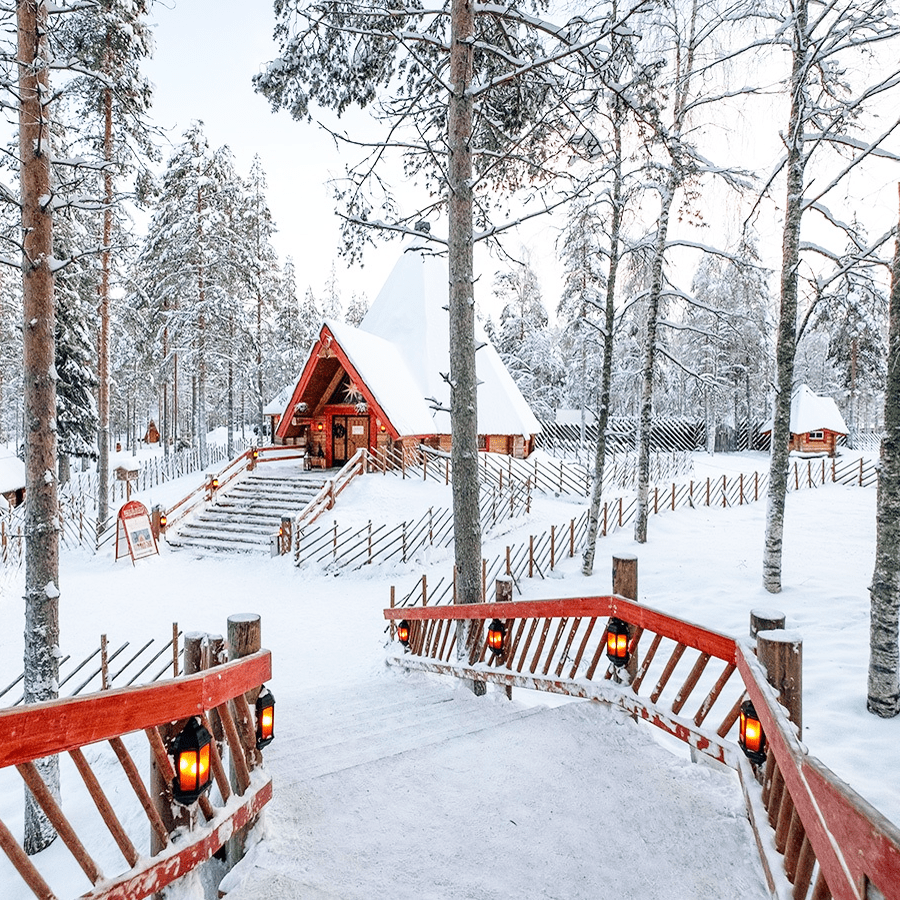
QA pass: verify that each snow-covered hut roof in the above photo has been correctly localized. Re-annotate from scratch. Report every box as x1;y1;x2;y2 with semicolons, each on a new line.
359;241;541;438
0;449;25;494
325;319;436;436
761;384;849;435
264;384;294;417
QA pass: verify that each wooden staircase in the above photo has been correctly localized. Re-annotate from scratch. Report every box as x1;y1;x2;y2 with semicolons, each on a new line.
169;466;328;554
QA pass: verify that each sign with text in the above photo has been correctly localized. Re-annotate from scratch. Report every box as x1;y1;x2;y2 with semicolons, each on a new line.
116;500;159;564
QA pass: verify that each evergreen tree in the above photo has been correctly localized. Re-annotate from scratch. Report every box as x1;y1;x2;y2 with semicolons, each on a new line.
345;291;369;327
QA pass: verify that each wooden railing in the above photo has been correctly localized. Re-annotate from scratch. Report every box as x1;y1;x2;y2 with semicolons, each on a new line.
383;594;900;900
164;444;306;533
0;647;273;899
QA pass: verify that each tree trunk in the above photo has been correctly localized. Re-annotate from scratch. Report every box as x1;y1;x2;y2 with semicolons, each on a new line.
583;99;623;576
634;179;675;543
867;186;900;718
448;0;482;678
97;73;113;532
763;0;807;593
18;0;60;855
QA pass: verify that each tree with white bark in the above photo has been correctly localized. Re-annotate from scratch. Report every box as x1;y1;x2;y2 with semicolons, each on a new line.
868;188;900;718
759;0;900;593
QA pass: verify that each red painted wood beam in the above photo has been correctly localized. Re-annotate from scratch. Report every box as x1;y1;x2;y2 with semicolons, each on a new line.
76;779;272;900
736;644;900;900
0;650;272;768
384;596;737;663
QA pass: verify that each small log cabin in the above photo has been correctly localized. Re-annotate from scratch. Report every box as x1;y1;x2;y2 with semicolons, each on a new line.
276;240;541;467
0;450;25;508
761;384;849;457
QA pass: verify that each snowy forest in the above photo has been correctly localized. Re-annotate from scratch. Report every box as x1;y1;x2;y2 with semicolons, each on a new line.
0;0;895;474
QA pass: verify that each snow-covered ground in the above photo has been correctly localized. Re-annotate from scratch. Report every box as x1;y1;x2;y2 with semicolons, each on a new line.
0;449;896;898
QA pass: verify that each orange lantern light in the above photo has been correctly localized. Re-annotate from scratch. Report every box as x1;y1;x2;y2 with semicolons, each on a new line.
739;700;766;764
172;718;213;805
316;421;324;432
252;447;259;460
487;619;506;655
380;423;387;433
211;476;219;489
397;619;411;646
606;617;630;667
159;513;167;532
256;687;276;749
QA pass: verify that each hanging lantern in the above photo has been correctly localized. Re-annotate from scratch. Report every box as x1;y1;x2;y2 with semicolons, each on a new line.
380;423;387;433
255;687;276;749
158;513;167;532
252;447;259;460
397;620;411;646
606;617;630;667
739;700;766;764
211;476;219;490
172;718;213;805
316;421;324;432
487;619;506;655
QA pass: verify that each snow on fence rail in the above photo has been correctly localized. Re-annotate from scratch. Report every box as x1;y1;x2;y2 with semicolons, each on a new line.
0;623;273;900
383;587;900;900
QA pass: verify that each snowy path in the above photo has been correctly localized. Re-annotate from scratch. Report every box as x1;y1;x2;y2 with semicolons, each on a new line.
220;673;770;900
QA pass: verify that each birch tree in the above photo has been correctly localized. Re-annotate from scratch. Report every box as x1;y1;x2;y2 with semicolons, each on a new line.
868;190;900;718
760;0;900;592
256;0;636;645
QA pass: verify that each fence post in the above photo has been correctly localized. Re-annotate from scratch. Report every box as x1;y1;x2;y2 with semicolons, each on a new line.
421;574;428;606
859;457;864;486
757;628;803;734
528;536;534;578
389;587;396;640
569;518;575;557
226;614;263;864
505;546;511;576
368;520;372;564
496;577;513;699
750;609;786;640
550;525;556;570
280;516;292;556
754;471;759;502
612;554;639;680
482;559;487;601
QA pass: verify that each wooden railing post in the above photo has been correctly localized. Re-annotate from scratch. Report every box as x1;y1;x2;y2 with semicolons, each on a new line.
226;614;263;866
757;628;803;734
496;577;513;699
612;554;639;680
280;516;292;555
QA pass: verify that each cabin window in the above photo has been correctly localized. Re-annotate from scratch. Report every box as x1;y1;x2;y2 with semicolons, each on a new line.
808;431;824;441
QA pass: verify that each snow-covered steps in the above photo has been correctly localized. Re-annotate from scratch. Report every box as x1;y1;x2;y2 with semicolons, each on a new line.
168;467;327;555
219;674;771;900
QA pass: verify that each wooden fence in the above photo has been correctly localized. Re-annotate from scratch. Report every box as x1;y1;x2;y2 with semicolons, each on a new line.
0;617;272;900
295;468;533;570
1;627;186;709
392;455;880;609
383;587;900;900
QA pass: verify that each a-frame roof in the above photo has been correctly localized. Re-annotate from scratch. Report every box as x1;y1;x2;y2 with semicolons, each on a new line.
358;240;541;438
278;239;541;442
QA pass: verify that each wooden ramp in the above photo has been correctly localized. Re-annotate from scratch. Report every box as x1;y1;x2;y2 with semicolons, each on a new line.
218;676;770;899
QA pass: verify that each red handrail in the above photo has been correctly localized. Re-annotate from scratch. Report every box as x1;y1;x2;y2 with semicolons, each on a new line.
384;594;900;900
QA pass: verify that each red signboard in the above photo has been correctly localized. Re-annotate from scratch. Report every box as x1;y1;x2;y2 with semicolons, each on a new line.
115;500;158;564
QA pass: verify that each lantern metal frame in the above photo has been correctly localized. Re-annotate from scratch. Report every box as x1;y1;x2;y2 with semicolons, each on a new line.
605;617;630;667
738;699;767;765
171;717;214;806
397;619;411;646
487;619;506;656
255;686;276;749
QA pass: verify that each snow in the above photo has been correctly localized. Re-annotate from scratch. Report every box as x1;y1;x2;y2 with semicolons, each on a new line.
0;449;25;494
761;384;849;436
0;449;896;898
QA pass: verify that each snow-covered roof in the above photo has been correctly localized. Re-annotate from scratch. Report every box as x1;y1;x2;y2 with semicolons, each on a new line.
325;319;436;436
0;449;25;494
264;384;294;417
359;241;541;438
761;384;849;435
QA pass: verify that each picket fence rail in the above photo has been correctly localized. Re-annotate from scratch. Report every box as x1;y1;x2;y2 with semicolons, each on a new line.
383;592;900;900
393;455;879;608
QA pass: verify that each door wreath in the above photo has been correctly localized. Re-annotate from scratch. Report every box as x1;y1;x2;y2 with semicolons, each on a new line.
332;422;346;439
